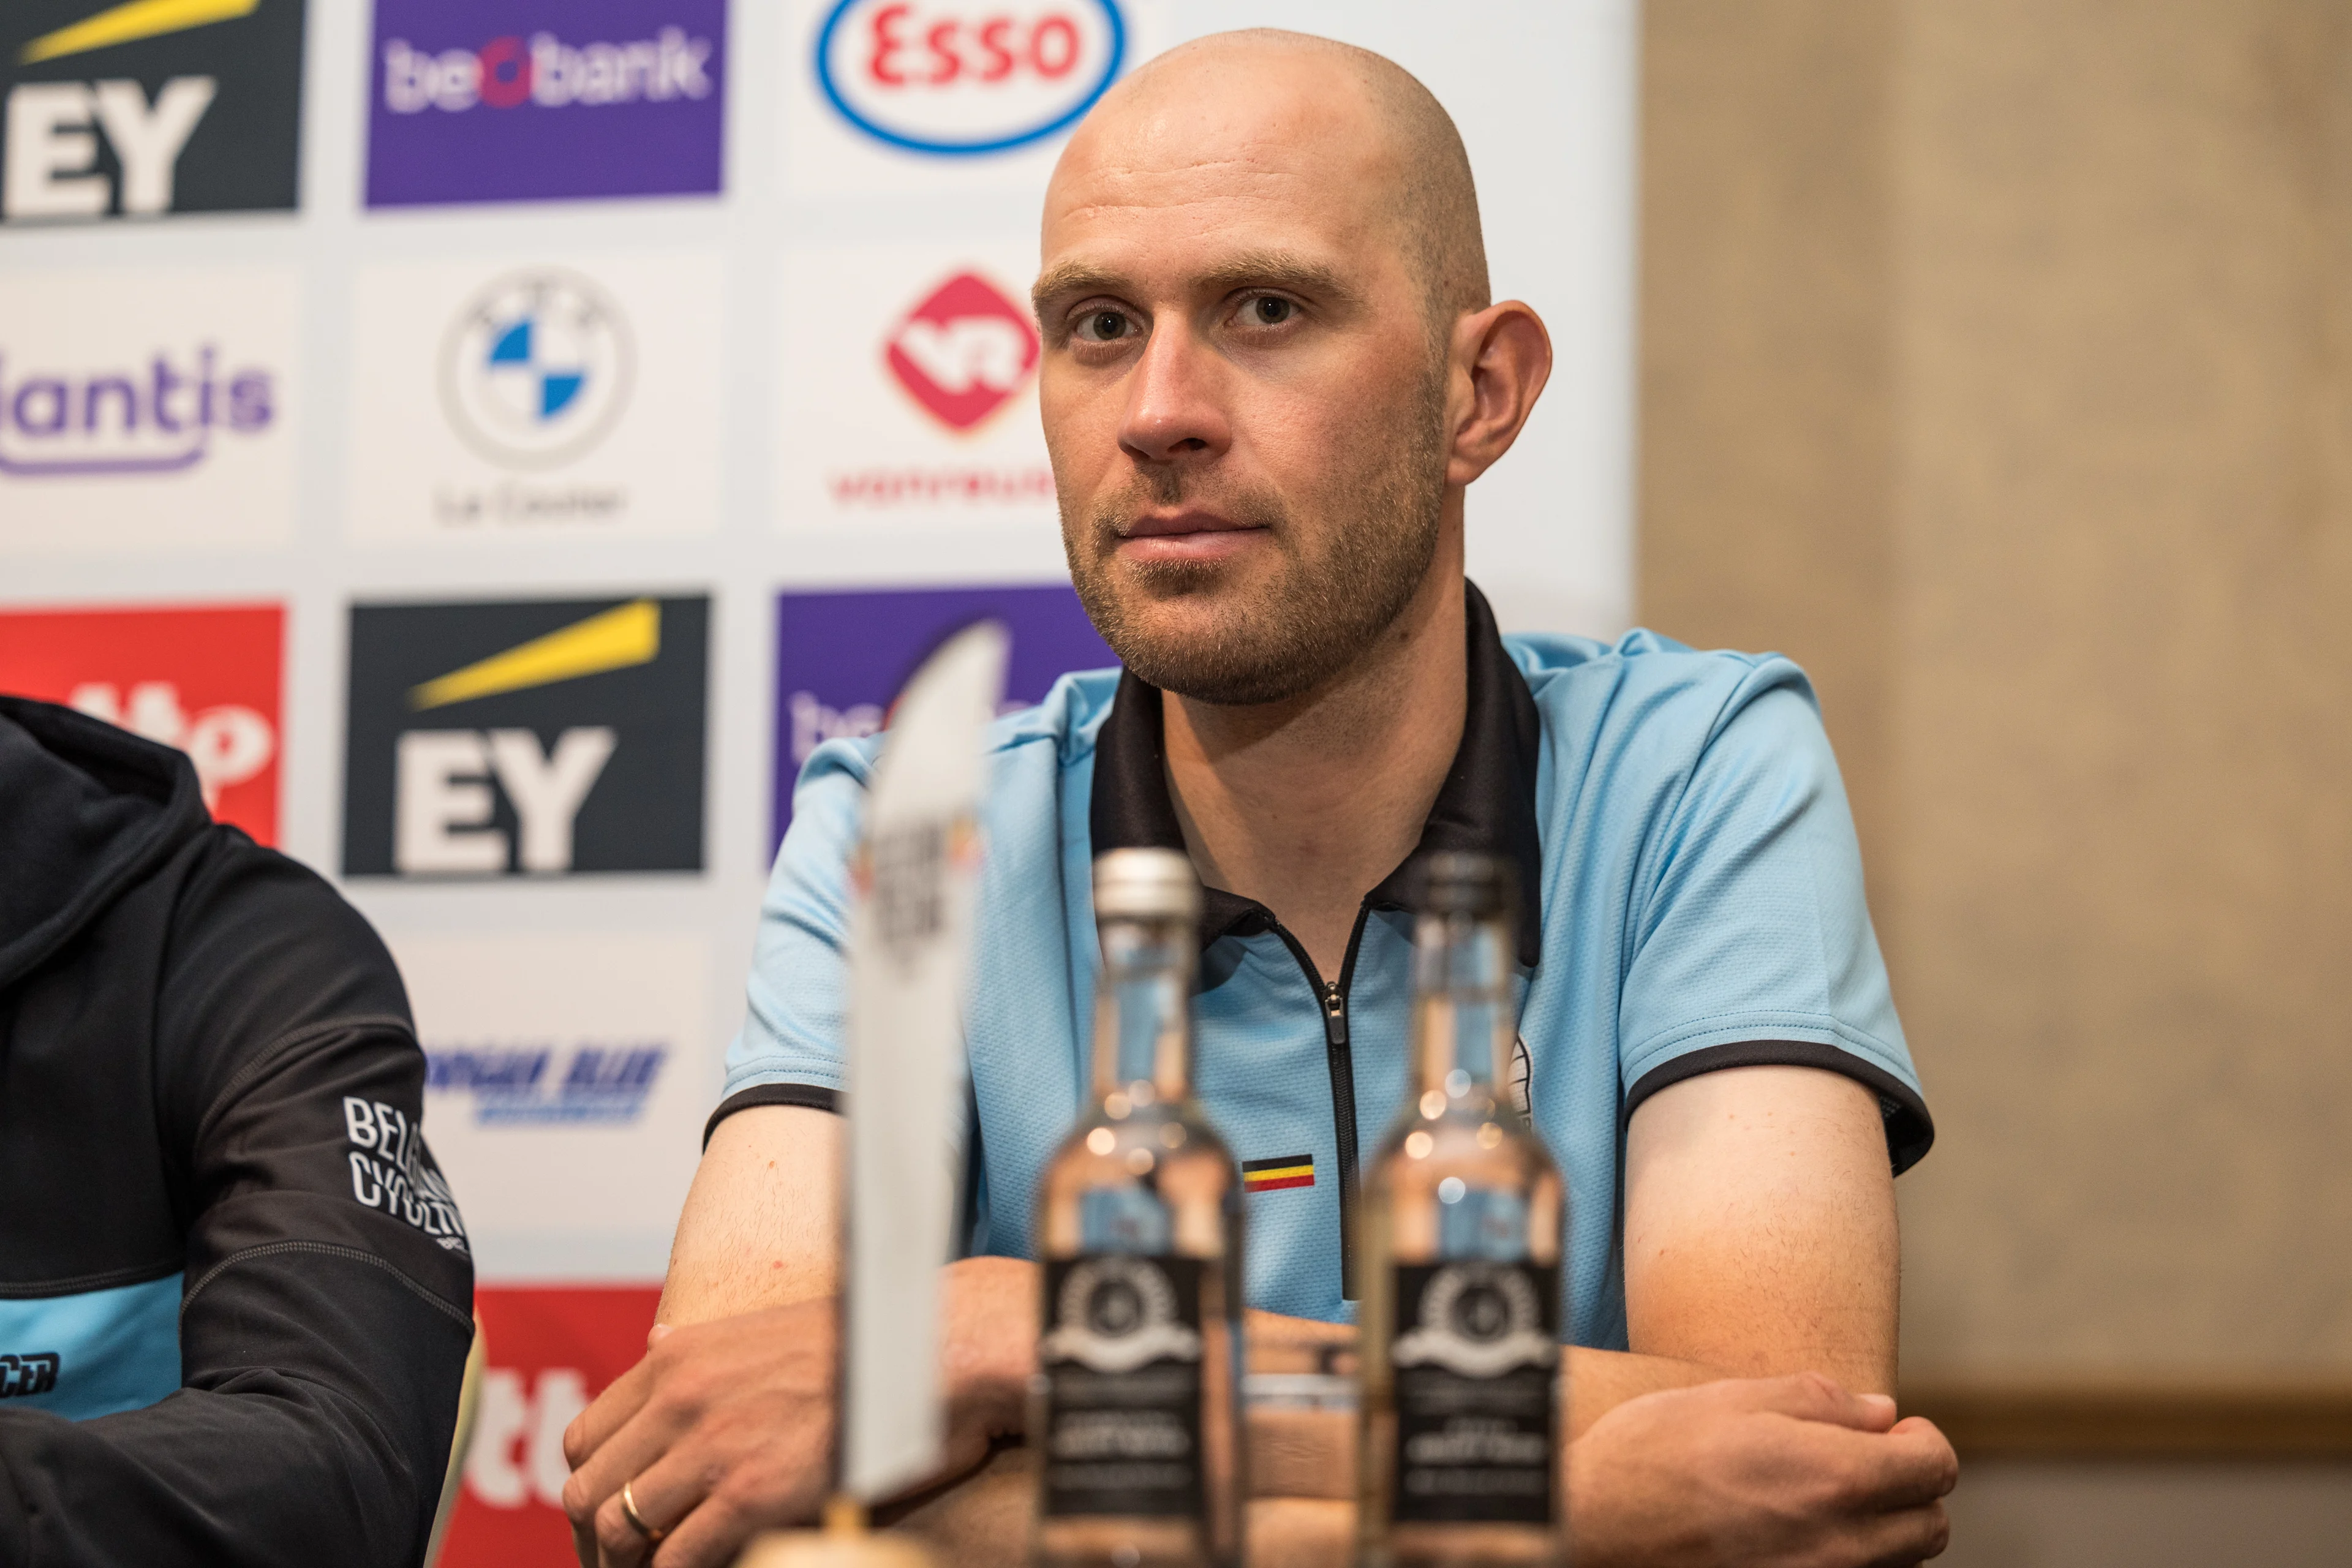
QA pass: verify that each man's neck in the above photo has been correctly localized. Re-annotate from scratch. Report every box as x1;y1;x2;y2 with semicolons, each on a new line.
1161;546;1469;983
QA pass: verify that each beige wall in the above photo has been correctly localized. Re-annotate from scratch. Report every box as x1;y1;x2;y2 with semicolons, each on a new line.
1642;0;2352;1378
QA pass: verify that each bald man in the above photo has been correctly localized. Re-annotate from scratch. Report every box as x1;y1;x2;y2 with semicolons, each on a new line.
563;30;1955;1568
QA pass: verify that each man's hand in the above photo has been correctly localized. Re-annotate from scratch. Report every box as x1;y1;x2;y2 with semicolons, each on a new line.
560;1300;841;1568
562;1258;1035;1568
1568;1374;1957;1567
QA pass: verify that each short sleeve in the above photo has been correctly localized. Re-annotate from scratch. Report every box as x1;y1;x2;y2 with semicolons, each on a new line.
1616;676;1932;1172
710;740;873;1139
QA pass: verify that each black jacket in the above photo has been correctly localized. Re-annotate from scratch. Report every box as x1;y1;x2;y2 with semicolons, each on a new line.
0;695;474;1566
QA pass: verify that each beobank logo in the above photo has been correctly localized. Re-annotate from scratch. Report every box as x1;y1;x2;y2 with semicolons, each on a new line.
368;0;726;207
382;31;713;115
887;271;1038;432
815;0;1125;155
0;603;283;844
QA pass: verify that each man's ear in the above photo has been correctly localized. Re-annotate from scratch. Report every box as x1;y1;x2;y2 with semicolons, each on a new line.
1444;301;1554;487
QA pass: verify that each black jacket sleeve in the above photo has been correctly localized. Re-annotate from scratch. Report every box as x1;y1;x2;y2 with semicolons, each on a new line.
0;834;475;1568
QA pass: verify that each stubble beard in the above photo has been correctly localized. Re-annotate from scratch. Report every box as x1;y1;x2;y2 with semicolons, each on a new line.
1061;370;1450;707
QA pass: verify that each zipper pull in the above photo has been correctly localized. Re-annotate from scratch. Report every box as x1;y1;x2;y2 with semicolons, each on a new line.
1322;982;1348;1047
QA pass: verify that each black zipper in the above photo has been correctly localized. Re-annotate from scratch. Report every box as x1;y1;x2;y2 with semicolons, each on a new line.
1271;905;1373;1301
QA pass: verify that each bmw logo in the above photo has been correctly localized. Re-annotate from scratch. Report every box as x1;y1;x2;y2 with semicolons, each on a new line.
438;270;635;469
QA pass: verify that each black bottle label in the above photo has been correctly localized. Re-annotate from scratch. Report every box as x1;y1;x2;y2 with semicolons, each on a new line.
1039;1254;1205;1519
1389;1260;1559;1525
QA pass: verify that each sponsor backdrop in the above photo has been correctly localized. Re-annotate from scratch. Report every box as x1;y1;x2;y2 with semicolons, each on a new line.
0;1;1634;1558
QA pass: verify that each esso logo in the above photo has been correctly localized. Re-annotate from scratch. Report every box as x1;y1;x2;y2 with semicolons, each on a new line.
816;0;1126;155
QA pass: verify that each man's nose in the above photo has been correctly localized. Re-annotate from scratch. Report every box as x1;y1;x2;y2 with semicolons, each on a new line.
1117;319;1231;467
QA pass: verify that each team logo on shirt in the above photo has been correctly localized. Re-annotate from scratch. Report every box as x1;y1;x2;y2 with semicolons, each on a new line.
0;1353;60;1398
1509;1034;1532;1117
342;1096;470;1254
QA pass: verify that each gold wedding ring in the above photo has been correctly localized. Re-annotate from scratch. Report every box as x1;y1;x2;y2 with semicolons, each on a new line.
620;1479;668;1545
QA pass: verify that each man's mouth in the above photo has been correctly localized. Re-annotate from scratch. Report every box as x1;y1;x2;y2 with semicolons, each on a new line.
1114;510;1269;564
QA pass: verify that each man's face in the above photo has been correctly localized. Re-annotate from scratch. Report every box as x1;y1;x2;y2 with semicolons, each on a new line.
1034;66;1451;707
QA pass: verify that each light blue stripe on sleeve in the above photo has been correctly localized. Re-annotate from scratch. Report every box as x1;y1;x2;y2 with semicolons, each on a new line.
0;1273;183;1420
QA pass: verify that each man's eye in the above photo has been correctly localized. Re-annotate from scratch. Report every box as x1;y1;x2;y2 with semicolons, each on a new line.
1074;309;1132;342
1246;296;1294;326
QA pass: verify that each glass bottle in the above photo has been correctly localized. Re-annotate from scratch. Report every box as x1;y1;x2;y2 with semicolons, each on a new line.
1359;853;1567;1567
1032;848;1245;1568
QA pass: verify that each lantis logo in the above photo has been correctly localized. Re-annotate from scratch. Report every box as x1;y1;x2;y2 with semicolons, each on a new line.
815;0;1125;156
439;270;633;469
0;347;274;476
886;271;1038;432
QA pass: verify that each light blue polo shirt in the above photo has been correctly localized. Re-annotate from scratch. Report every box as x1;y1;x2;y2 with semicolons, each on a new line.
715;584;1930;1345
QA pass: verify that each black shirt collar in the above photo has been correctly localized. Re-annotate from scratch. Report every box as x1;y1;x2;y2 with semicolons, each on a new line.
1088;579;1545;967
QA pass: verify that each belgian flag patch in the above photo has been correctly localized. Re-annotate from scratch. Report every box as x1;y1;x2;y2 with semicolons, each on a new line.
1242;1153;1315;1193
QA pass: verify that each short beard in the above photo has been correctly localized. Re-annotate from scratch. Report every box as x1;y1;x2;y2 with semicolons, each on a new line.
1063;368;1449;707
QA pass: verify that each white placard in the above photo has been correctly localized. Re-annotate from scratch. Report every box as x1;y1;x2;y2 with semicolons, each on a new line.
0;265;300;555
776;237;1057;532
395;930;711;1275
842;621;1008;1502
346;252;725;544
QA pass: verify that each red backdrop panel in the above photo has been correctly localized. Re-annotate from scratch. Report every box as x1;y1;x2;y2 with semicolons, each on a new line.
443;1285;663;1567
0;603;285;846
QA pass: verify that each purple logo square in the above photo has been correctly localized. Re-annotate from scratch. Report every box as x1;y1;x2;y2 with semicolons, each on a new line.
366;0;726;208
772;583;1117;858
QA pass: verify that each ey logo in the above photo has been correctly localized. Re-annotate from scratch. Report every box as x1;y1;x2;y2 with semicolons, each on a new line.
342;595;708;878
886;270;1038;432
1;0;305;222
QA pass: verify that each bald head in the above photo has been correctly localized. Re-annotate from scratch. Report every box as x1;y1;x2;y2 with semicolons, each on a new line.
1051;29;1490;331
1034;29;1550;711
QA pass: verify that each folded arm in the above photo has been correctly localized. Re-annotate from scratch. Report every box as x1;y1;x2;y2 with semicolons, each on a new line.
0;842;475;1568
1605;1058;1901;1404
568;1060;1910;1567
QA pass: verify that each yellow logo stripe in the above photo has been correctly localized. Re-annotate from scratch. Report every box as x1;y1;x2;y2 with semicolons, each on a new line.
1243;1164;1313;1183
409;600;661;711
21;0;260;64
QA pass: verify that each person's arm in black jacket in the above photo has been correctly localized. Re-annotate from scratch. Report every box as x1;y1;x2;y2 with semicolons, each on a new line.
0;835;475;1567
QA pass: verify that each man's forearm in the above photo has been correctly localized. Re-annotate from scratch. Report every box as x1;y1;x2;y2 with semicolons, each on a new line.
659;1106;842;1325
952;1265;1713;1452
938;1257;1038;1447
1566;1347;1721;1440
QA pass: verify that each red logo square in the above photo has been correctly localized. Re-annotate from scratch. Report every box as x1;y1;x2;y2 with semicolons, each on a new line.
441;1285;663;1567
0;603;285;846
885;270;1041;432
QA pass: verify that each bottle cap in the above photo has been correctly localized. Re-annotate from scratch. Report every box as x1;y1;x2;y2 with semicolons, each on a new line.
1093;848;1202;922
1411;851;1517;919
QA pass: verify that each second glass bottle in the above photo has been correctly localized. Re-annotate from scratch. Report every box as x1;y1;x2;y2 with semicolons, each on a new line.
1032;848;1245;1568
